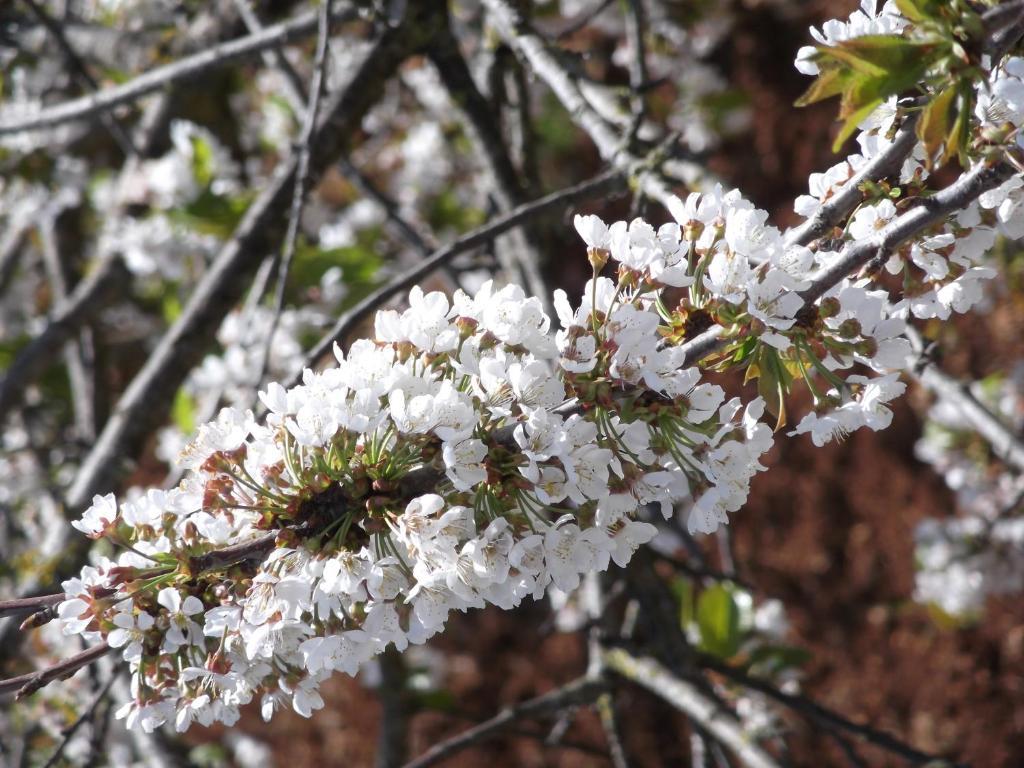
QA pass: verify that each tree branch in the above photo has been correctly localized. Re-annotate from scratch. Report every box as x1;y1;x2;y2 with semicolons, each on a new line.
479;0;695;207
0;253;130;425
679;158;1019;365
0;7;359;137
784;112;921;249
0;642;111;699
400;677;608;768
601;648;782;768
697;654;964;767
63;13;422;516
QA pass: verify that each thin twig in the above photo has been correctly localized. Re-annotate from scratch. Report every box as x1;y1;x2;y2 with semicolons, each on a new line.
400;677;608;768
0;593;65;620
697;654;963;767
0;7;358;137
40;674;115;768
0;642;111;699
257;0;335;387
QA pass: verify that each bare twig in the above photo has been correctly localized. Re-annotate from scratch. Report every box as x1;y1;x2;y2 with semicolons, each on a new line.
697;654;963;767
400;677;608;768
601;648;782;768
257;0;335;387
39;674;115;768
0;7;358;137
0;642;111;699
0;593;65;620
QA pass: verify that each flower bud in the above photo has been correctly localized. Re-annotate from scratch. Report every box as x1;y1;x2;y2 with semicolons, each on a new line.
818;297;841;318
836;318;862;339
587;246;610;272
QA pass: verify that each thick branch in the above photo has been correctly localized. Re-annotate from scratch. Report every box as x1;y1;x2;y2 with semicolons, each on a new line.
0;7;358;137
784;112;921;249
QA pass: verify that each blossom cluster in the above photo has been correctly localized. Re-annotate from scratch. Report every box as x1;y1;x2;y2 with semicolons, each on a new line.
913;367;1024;619
57;206;783;729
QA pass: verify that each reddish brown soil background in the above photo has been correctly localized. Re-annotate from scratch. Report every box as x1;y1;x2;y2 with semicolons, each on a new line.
189;2;1024;765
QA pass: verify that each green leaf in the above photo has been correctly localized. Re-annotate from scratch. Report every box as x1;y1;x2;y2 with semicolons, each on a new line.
696;584;741;659
171;388;196;434
794;65;847;107
918;84;957;164
190;135;216;187
169;190;254;238
894;0;937;24
832;96;885;152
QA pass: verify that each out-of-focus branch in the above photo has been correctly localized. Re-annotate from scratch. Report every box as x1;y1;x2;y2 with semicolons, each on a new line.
39;674;115;768
400;677;608;768
257;0;335;386
426;15;550;310
601;648;782;768
0;254;130;425
480;0;703;205
0;7;358;137
0;643;111;699
22;0;138;156
697;653;964;767
908;326;1024;473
